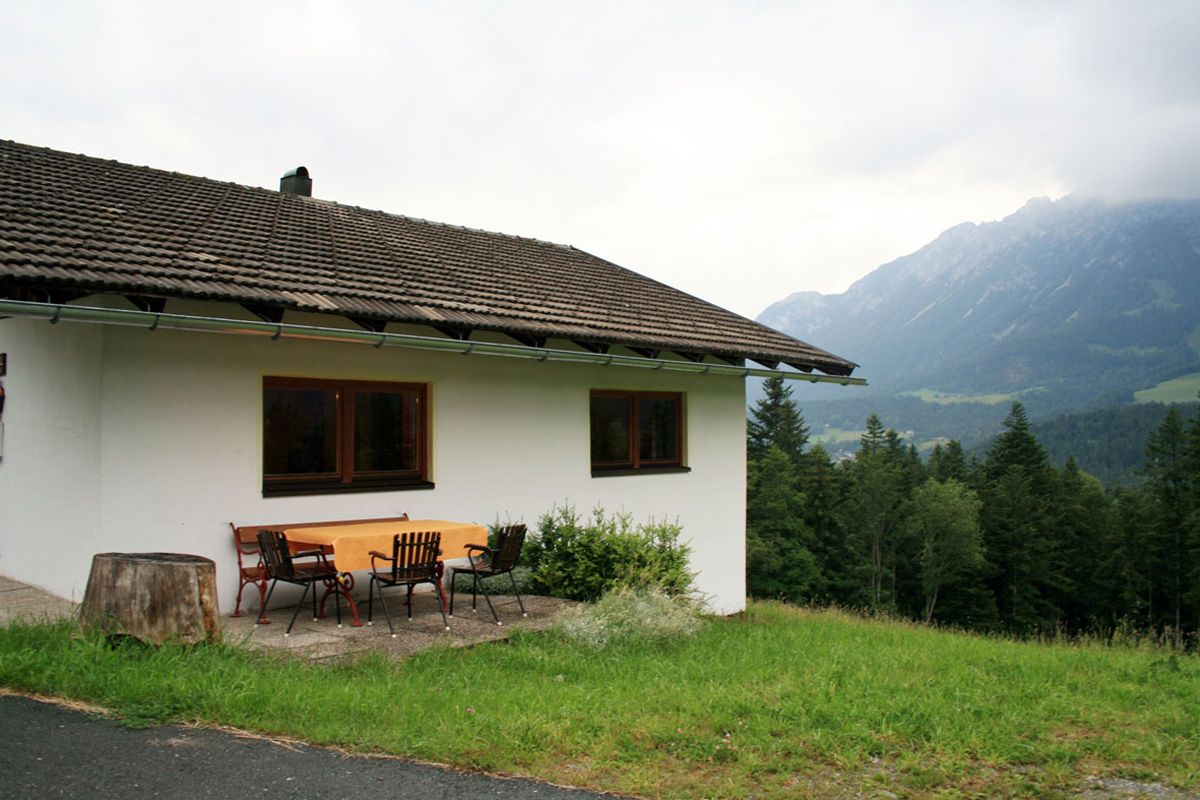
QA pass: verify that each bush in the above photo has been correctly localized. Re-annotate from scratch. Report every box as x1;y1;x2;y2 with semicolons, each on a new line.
555;585;705;648
525;504;694;601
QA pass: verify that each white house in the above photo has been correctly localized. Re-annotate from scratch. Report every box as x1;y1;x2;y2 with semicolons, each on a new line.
0;140;859;615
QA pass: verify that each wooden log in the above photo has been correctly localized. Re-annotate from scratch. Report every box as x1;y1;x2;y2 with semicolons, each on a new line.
79;553;221;645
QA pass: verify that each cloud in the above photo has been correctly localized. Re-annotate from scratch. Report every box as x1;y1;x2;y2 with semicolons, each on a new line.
2;0;1198;317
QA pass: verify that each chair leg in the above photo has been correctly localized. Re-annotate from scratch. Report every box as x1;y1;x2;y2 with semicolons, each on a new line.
478;574;500;625
232;578;248;618
509;570;528;617
432;579;450;631
405;585;414;620
367;576;375;626
449;569;457;617
333;577;343;628
254;577;271;624
286;582;312;637
374;578;396;637
471;573;479;612
311;578;319;622
259;580;279;625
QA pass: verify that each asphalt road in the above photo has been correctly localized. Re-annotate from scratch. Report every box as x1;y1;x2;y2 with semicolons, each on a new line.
0;695;618;800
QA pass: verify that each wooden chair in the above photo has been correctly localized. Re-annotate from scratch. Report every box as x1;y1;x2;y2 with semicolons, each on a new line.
256;529;343;636
368;530;449;635
449;524;528;625
229;523;270;623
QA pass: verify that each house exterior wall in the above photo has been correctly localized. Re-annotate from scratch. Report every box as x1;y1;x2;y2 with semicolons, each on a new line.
0;311;749;614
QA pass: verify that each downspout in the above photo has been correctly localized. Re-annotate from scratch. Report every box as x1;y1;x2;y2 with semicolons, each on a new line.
0;299;867;386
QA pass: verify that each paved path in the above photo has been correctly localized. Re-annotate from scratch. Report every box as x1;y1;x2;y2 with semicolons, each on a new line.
0;575;77;625
0;695;620;800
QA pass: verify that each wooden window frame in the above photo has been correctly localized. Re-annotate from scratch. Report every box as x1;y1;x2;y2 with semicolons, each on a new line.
590;390;688;476
262;376;432;496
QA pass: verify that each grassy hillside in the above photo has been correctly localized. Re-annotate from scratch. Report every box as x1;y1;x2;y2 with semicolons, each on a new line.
1136;371;1200;404
2;603;1197;799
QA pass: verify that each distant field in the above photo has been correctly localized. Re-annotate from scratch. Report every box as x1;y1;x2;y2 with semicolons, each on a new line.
812;427;865;444
900;388;1025;405
1135;372;1200;404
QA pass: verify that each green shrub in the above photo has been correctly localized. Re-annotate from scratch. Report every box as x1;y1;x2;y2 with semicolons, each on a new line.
525;504;694;601
555;585;705;648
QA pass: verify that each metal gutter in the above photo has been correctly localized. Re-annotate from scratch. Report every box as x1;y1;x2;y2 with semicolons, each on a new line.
0;299;867;386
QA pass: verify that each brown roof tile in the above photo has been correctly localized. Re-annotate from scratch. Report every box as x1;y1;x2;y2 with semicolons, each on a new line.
0;140;856;375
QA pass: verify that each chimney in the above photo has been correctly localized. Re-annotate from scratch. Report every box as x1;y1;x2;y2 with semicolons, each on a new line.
279;166;312;197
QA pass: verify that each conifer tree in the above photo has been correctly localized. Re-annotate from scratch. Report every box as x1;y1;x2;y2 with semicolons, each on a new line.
746;445;822;601
860;413;887;455
748;376;809;466
1054;458;1114;630
1142;407;1194;640
981;402;1061;633
842;417;905;609
800;444;853;603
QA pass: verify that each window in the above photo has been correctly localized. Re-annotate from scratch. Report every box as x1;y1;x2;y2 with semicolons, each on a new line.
263;377;430;495
590;390;686;474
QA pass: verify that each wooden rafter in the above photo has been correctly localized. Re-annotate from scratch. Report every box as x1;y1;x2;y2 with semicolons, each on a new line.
432;325;471;341
124;295;168;314
242;303;284;324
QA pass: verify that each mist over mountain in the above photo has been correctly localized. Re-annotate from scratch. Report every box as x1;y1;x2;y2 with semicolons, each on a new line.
758;196;1200;457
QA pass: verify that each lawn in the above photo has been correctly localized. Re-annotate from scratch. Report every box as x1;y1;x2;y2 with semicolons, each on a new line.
900;388;1031;405
1;602;1197;799
1135;371;1200;404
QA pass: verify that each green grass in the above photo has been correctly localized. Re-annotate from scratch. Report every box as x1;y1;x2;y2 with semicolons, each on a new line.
900;388;1030;405
811;427;865;445
2;603;1198;799
1135;372;1200;404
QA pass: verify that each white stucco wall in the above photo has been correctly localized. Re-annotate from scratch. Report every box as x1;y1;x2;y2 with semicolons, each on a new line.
0;309;748;614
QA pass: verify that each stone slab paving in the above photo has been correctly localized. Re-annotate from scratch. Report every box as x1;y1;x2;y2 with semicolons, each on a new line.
225;590;575;661
0;574;576;662
0;574;78;626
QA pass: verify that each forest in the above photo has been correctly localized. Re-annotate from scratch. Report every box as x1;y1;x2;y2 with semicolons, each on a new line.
746;376;1200;646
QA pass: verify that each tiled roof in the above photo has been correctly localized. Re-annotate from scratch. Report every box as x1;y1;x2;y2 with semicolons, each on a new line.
0;140;856;375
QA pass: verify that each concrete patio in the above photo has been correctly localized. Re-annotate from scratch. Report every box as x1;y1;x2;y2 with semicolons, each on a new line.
225;588;576;660
0;573;576;661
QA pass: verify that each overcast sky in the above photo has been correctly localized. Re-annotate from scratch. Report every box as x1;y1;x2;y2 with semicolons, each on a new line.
4;1;1199;318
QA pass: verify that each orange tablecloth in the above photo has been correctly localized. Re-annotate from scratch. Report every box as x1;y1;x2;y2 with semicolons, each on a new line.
283;519;488;573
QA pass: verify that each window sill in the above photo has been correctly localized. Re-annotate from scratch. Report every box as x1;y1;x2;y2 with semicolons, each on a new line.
263;480;436;498
590;466;691;478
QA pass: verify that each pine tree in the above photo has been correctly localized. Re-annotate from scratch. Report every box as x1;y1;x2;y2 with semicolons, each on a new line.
1054;458;1114;630
860;413;887;455
981;402;1062;633
800;444;853;603
929;440;967;482
841;430;905;610
1142;407;1194;641
746;445;822;601
748;376;809;466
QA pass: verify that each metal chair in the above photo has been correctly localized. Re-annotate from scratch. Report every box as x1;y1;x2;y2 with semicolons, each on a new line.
229;523;269;623
256;529;343;636
449;524;528;625
368;530;449;635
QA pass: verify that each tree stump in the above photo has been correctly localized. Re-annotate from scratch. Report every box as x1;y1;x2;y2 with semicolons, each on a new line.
79;553;221;645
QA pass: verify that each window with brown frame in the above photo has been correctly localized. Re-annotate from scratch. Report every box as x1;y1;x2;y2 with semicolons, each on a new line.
590;390;686;474
262;377;431;496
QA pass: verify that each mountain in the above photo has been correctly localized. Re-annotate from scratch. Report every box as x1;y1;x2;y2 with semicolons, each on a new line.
758;196;1200;452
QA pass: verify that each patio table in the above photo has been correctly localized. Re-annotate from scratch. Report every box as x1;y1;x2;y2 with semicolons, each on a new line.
283;519;488;627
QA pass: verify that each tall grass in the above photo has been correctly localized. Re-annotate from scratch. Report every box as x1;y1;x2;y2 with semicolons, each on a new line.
1;602;1197;799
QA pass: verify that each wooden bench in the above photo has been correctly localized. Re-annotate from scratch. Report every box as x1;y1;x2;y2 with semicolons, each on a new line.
228;514;409;623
